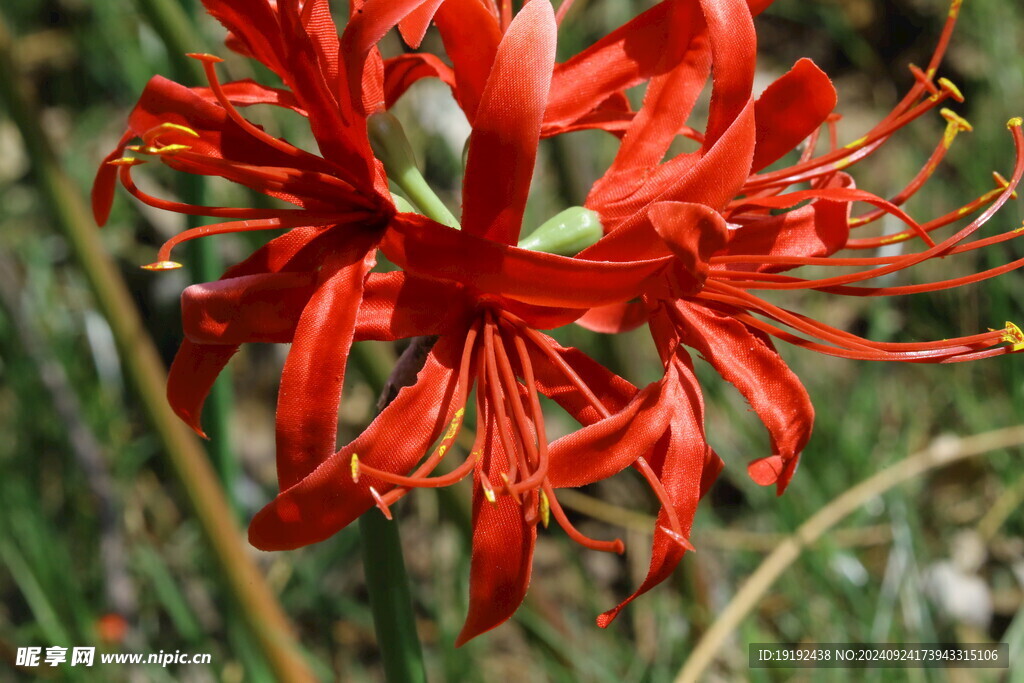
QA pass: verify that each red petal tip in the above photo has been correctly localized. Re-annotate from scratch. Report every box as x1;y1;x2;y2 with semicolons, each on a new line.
747;455;785;486
186;52;224;63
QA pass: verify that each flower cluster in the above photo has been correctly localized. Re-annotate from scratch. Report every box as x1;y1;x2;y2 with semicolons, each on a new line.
96;0;1024;644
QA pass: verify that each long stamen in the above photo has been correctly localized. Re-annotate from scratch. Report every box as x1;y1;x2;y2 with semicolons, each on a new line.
718;121;1024;293
699;281;1006;357
147;215;343;268
633;456;695;553
542;483;624;554
505;314;611;420
189;54;324;164
848;109;972;228
505;332;551;497
744;81;962;192
482;318;528;495
115;161;349;220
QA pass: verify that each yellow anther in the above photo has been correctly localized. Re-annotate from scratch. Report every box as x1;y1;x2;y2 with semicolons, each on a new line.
186;52;225;64
126;143;192;156
350;453;360;483
442;409;463;441
1012;222;1024;234
940;108;972;132
107;157;145;167
833;158;853;171
880;233;911;245
1008;117;1024;129
436;445;447;458
538;491;550;528
937;78;964;103
482;483;497;505
142;122;200;145
993;171;1019;199
141;261;183;271
1003;322;1024;351
949;0;963;19
473;450;482;463
153;144;191;155
843;136;867;150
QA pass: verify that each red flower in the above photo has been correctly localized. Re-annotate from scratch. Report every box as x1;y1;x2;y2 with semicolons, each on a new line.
386;0;1024;624
563;0;1024;621
91;0;468;495
150;0;694;643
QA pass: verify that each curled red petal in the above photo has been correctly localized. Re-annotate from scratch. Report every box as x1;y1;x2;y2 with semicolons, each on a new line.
166;226;330;434
92;131;133;226
433;0;503;122
649;201;729;286
382;214;670;308
397;0;445;48
699;0;755;151
546;376;671;488
576;301;649;334
167;340;237;438
383;53;456;108
752;58;837;172
248;341;461;550
674;300;814;494
545;1;678;131
598;353;708;627
182;272;317;345
723;173;853;269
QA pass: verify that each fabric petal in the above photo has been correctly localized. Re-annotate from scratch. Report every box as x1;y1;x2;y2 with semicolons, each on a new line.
648;201;729;286
576;301;649;334
674;300;814;494
383;53;457;108
455;405;536;646
274;228;380;491
398;0;446;48
546;377;671;487
723;173;853;270
461;0;556;245
545;1;678;131
598;352;708;627
752;58;837;172
249;340;462;550
583;98;756;260
433;0;503;122
182;272;317;345
382;214;671;308
166;226;329;434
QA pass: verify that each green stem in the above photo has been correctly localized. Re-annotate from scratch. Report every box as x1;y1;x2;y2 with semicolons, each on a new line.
354;340;428;683
359;512;428;683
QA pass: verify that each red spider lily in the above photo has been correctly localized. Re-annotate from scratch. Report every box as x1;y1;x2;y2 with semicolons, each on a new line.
91;0;477;490
561;0;1024;621
151;0;705;643
382;0;1024;625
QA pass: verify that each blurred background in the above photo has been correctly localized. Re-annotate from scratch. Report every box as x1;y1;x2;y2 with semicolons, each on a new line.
1;0;1023;680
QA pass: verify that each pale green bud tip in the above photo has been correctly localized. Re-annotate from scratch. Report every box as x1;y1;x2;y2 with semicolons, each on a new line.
367;111;418;177
518;207;604;256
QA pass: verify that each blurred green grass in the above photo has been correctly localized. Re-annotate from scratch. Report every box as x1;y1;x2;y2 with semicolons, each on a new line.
1;0;1023;681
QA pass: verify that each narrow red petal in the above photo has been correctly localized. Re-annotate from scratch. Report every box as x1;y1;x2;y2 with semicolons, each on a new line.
274;229;380;491
461;0;557;245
